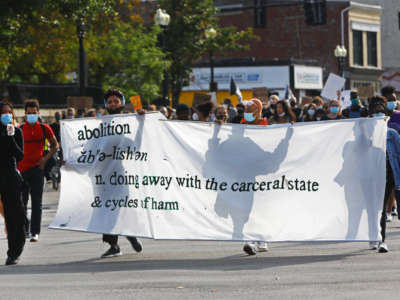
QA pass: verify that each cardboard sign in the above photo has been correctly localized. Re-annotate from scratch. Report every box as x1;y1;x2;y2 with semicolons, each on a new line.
67;96;93;110
193;93;212;107
358;86;375;99
321;73;345;101
130;95;142;111
252;87;269;103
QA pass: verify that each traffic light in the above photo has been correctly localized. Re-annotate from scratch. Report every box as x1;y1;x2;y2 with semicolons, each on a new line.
304;0;327;26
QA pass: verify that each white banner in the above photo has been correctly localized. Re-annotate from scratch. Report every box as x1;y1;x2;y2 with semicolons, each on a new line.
50;113;387;242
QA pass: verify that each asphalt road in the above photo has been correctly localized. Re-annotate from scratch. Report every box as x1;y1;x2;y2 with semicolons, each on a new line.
0;183;399;299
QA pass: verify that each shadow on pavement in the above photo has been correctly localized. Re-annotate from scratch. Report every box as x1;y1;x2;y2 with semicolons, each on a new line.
0;251;366;275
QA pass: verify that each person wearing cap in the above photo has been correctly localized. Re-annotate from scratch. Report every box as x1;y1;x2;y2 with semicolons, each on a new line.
241;98;268;126
99;88;143;258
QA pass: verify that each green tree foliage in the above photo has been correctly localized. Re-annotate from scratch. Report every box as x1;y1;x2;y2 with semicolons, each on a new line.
158;0;258;106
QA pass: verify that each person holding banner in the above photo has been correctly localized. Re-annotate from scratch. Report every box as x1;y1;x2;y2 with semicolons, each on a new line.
99;88;143;258
0;102;26;265
241;98;268;126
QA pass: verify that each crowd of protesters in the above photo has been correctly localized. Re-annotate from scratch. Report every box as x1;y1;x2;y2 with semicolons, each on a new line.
1;85;400;265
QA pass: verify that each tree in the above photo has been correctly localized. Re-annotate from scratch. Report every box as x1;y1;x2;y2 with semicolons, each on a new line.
158;0;258;107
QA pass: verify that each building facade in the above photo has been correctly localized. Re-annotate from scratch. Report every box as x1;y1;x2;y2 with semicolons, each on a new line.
200;0;384;99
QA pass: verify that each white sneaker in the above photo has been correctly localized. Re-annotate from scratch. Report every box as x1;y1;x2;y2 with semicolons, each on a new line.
378;242;389;253
243;243;257;255
256;242;268;252
30;234;39;242
369;242;379;250
386;213;393;222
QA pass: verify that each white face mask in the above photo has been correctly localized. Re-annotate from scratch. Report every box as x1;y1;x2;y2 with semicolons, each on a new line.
278;112;286;117
192;113;199;121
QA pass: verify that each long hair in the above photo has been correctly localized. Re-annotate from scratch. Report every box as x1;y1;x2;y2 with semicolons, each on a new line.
273;100;296;122
0;101;16;126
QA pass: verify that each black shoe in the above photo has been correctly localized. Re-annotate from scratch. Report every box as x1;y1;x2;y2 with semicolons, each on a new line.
243;243;257;256
5;257;19;266
101;246;122;258
128;237;142;253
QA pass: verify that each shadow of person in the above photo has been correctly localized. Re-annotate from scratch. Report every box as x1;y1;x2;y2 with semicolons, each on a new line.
334;119;385;240
203;124;293;240
78;115;145;235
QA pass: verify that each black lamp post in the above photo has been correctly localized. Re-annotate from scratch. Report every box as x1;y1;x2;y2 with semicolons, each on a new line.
76;18;87;96
334;45;347;78
155;8;171;105
206;28;218;92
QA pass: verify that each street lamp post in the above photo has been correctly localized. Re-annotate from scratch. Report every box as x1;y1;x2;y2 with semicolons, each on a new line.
155;8;170;105
205;28;218;92
76;18;87;96
334;45;347;78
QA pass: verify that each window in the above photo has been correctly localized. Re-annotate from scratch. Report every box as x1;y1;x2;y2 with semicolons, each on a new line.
353;30;363;66
254;0;266;28
367;32;377;67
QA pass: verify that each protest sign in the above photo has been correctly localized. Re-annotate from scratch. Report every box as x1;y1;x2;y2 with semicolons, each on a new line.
321;73;345;101
130;95;142;111
340;90;351;108
51;113;386;242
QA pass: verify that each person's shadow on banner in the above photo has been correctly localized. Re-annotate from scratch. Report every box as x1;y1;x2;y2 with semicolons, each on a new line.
82;115;145;235
203;124;293;240
335;119;385;240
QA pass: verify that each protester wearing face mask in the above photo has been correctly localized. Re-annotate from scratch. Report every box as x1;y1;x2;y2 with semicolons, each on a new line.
66;107;75;119
214;105;228;125
312;96;324;111
241;98;268;125
302;103;317;122
342;90;368;118
321;100;343;121
367;96;395;253
269;100;296;124
97;89;143;258
0;102;26;265
18;100;59;243
289;97;302;121
231;103;245;124
263;94;279;119
381;85;400;134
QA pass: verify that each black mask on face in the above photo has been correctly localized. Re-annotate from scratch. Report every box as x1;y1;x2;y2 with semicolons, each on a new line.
106;106;123;115
237;108;244;115
270;104;276;110
290;102;296;108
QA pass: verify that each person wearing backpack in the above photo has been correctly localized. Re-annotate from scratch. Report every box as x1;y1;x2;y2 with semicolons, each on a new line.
18;100;59;242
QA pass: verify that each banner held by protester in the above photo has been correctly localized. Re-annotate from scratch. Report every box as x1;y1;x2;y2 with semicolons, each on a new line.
50;113;386;242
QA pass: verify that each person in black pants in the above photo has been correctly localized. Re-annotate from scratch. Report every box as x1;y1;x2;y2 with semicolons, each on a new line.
100;89;142;258
0;101;26;265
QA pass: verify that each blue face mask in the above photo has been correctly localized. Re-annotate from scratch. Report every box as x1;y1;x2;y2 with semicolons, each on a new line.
308;109;315;116
317;105;323;110
1;113;12;126
387;101;396;111
96;113;102;118
372;112;385;118
27;114;38;124
330;107;339;114
351;99;359;106
244;112;256;123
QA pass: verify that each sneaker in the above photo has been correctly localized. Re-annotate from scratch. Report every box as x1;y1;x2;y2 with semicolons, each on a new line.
243;243;257;255
391;207;398;216
5;257;19;266
256;242;268;252
101;246;122;258
369;241;379;250
128;237;142;253
386;213;393;222
378;242;389;253
30;234;39;242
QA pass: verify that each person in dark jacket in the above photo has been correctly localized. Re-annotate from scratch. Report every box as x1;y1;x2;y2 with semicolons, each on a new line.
0;101;26;265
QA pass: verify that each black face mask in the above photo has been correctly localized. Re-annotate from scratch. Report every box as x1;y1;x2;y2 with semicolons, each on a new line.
270;104;276;110
237;109;244;115
290;102;296;108
106;107;123;115
216;114;226;121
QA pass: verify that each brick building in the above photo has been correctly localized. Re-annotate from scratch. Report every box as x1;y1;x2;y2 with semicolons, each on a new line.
183;0;383;104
